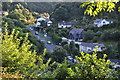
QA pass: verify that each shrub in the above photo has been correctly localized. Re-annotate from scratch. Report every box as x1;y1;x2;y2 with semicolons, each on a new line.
52;34;62;44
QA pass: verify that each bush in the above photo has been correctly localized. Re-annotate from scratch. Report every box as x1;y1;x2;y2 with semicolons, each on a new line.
51;47;67;63
83;30;95;41
7;13;19;20
61;41;68;46
13;19;26;28
22;28;30;33
52;34;62;44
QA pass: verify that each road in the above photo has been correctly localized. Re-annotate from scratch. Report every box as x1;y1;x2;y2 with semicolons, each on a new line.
28;25;59;52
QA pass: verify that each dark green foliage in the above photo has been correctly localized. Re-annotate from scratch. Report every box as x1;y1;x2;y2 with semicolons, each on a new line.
51;47;67;63
22;28;30;33
7;13;19;20
28;33;45;54
101;30;120;41
52;34;62;45
3;17;26;28
61;41;68;47
13;19;26;28
117;41;120;59
83;30;95;41
63;41;79;57
52;6;69;22
54;60;70;79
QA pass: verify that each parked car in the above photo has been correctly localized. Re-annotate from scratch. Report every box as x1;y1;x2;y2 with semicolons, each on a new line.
47;41;51;44
44;34;47;37
35;31;38;35
67;56;77;63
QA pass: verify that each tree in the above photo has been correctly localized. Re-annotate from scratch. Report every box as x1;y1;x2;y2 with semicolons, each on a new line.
51;47;67;63
52;34;62;45
51;6;69;22
13;6;36;24
1;28;53;78
117;41;120;59
63;41;79;57
67;52;117;79
83;30;95;41
81;1;120;16
7;13;19;20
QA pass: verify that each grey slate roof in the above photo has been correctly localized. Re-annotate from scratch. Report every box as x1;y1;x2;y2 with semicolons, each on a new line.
69;28;84;34
110;59;120;65
69;28;84;39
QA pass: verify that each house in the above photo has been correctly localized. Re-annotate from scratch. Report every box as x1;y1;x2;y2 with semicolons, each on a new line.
58;21;76;28
69;28;84;41
79;42;105;53
35;17;52;27
94;19;113;27
109;59;120;68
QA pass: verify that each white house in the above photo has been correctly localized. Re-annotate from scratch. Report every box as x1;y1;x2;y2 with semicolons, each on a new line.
79;42;105;53
47;21;52;26
94;19;113;27
36;17;52;27
58;21;76;28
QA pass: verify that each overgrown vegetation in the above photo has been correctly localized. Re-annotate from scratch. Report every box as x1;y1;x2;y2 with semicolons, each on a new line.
1;2;120;79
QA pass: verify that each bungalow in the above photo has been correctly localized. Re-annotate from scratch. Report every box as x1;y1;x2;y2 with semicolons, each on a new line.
58;21;76;28
79;42;105;53
94;19;113;27
35;17;52;27
69;28;84;41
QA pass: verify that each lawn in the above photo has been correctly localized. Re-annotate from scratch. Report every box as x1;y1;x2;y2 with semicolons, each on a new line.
39;34;44;37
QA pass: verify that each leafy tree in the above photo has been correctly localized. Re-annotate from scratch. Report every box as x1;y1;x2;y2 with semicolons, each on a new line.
2;28;37;77
52;60;70;79
69;41;79;56
117;41;120;59
13;8;36;24
51;47;67;63
1;28;53;78
63;41;79;57
7;13;19;20
28;33;45;54
52;34;62;44
67;52;117;79
83;30;95;41
13;19;26;28
51;6;69;22
81;1;120;16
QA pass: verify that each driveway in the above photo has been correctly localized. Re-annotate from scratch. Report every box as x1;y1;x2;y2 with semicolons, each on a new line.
28;25;59;52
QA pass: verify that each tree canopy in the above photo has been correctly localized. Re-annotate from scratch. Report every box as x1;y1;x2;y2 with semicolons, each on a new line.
81;1;120;16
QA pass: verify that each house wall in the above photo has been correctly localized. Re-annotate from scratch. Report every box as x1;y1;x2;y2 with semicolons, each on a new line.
97;20;111;27
79;45;104;53
36;22;41;27
47;22;52;26
58;24;72;28
79;45;92;53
